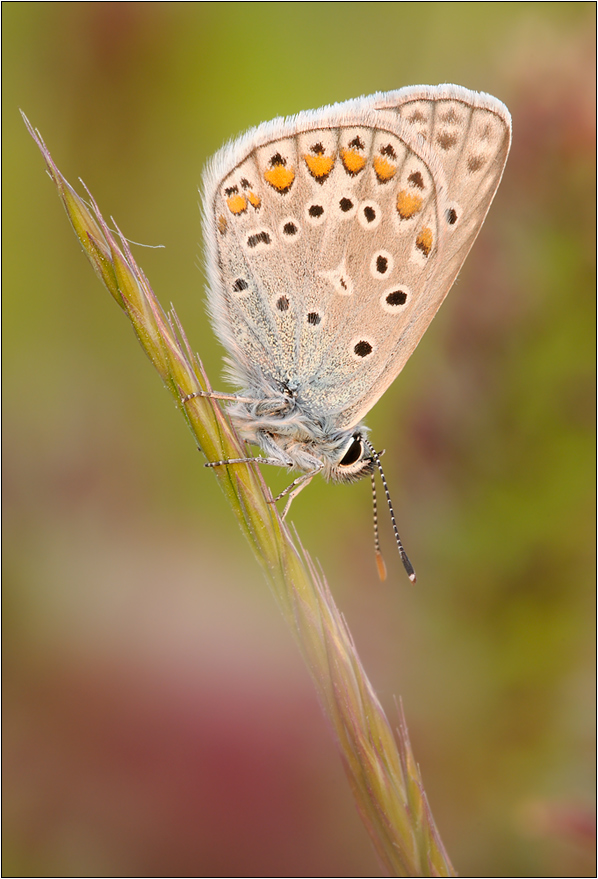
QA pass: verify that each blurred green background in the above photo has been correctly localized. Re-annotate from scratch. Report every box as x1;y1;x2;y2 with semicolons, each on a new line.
3;3;595;876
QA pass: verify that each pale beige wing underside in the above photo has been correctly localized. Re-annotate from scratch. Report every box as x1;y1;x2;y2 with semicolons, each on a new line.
205;86;511;430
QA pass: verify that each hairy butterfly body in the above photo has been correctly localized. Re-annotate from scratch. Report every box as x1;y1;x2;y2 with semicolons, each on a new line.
200;84;511;576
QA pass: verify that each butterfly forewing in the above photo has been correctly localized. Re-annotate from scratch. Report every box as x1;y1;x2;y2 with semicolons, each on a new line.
204;85;511;432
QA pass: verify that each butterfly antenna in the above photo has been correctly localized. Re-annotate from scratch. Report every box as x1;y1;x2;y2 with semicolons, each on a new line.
370;471;387;581
365;440;416;583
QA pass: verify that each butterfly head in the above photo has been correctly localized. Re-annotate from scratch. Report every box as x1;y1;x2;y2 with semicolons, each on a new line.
330;431;376;483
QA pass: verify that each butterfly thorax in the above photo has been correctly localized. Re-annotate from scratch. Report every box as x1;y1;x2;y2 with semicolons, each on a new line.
228;389;374;483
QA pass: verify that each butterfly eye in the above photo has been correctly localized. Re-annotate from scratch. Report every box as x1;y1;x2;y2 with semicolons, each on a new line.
339;436;364;467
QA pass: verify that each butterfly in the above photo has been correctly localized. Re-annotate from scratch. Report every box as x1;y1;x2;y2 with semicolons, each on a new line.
197;84;511;579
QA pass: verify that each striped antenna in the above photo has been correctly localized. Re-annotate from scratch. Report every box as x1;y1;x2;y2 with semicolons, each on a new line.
370;471;387;581
365;439;416;583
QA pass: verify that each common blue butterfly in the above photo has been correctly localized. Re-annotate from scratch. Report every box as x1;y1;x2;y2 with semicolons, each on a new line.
197;84;511;578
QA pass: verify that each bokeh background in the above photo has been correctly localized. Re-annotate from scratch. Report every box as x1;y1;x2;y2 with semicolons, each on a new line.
3;3;595;876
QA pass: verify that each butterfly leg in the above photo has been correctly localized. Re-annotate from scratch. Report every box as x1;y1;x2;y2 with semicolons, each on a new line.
205;454;296;509
205;456;287;469
182;390;258;405
272;469;321;520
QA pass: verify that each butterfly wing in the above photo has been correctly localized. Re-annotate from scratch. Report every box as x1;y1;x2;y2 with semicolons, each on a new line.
338;84;512;426
202;85;510;430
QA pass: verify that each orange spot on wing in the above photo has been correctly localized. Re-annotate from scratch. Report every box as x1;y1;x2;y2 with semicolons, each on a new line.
226;193;247;215
373;155;397;182
304;153;335;181
396;190;423;219
416;226;433;257
341;148;366;176
264;165;295;192
247;191;261;209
